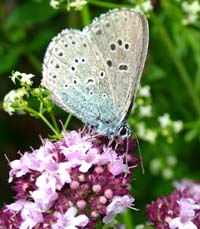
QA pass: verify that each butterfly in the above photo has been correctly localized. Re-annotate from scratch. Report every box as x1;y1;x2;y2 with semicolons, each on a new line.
42;9;149;138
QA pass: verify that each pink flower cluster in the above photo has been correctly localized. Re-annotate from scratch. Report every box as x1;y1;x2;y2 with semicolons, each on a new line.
0;130;140;228
147;179;200;229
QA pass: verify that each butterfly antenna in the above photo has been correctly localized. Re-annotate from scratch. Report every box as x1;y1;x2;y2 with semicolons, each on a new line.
132;131;145;174
124;136;129;177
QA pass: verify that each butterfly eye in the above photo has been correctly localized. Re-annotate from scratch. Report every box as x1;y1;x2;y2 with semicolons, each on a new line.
119;126;127;137
118;125;131;138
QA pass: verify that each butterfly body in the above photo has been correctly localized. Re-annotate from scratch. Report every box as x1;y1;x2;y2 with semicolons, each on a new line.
42;9;149;137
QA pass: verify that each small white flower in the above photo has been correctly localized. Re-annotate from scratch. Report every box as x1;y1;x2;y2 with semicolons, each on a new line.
136;122;146;137
182;1;200;15
145;129;157;143
166;156;177;166
3;90;20;115
11;71;21;84
141;0;153;12
182;1;200;24
10;71;34;85
3;88;27;115
173;120;183;133
20;73;34;85
158;113;171;128
187;13;198;23
135;0;153;13
150;158;162;175
138;85;151;97
162;168;174;179
139;105;152;117
136;122;157;143
50;0;59;9
69;0;87;10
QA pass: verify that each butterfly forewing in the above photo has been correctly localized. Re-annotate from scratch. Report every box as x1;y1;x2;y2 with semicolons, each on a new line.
85;9;149;124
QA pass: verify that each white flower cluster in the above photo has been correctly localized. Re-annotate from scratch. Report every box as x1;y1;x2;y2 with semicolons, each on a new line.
136;122;157;143
3;88;27;115
133;85;183;144
137;85;152;117
3;71;34;115
158;113;183;133
134;0;153;13
150;155;177;179
50;0;59;9
50;0;87;10
69;0;87;10
11;71;34;85
182;0;200;24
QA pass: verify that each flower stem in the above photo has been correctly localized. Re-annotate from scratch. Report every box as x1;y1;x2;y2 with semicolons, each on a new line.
50;111;60;134
151;13;200;116
81;4;91;26
64;113;72;130
121;209;135;229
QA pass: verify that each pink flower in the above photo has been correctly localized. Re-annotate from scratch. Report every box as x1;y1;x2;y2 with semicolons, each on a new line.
147;179;200;229
1;130;140;228
7;200;44;229
52;207;89;228
103;195;136;224
174;179;200;202
169;198;200;229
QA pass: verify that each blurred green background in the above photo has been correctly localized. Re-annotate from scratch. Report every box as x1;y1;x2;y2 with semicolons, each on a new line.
0;0;200;227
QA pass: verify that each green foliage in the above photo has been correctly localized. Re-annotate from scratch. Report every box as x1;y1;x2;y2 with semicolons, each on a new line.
5;0;56;28
0;0;200;228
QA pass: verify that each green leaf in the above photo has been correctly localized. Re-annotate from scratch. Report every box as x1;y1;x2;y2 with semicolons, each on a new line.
185;128;199;142
28;29;55;52
0;49;21;74
146;64;166;82
5;0;56;28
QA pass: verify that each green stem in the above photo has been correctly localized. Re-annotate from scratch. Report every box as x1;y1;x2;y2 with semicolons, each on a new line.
121;209;135;229
87;0;130;9
151;13;200;116
39;113;61;139
183;120;200;129
64;113;72;130
50;111;60;133
81;4;90;26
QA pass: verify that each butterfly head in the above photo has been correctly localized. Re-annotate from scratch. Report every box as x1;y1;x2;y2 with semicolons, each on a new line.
116;121;132;139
